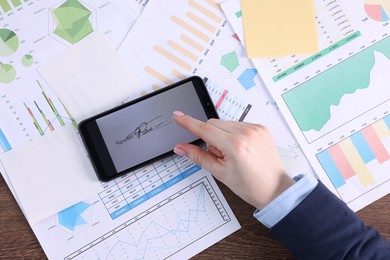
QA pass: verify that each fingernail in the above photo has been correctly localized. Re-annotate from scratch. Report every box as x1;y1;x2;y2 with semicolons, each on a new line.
173;111;185;116
174;146;187;157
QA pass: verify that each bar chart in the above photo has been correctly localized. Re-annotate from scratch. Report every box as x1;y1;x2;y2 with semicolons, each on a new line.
0;0;29;14
317;115;390;201
0;128;11;151
206;80;252;122
140;0;225;85
24;80;76;136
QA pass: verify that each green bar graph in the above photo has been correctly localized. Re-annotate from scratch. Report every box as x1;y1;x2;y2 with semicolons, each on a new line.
11;0;22;7
10;0;21;8
0;0;12;13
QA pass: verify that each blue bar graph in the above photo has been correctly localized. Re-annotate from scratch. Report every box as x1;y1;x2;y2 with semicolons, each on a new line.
0;128;11;151
384;114;390;129
317;150;346;188
350;132;375;163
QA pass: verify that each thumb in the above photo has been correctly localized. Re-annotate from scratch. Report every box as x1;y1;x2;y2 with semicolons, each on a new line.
174;143;220;174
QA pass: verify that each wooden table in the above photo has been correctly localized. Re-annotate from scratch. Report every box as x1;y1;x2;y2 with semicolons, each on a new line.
1;174;389;259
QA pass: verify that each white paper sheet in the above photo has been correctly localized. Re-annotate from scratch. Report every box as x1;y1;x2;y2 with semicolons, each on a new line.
0;0;142;152
0;125;101;224
222;0;390;211
38;31;141;123
118;0;314;178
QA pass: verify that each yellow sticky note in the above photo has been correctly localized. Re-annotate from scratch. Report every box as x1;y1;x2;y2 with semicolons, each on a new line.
241;0;319;58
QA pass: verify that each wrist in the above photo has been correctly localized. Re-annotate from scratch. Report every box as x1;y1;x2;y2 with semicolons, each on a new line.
255;173;295;209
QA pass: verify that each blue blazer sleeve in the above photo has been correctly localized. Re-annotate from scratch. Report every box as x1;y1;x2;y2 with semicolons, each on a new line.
270;182;390;259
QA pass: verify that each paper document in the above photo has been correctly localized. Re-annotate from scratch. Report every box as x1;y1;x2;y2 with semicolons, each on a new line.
32;167;240;259
240;0;319;57
223;0;390;211
0;125;101;224
0;0;142;153
39;31;141;123
118;0;314;178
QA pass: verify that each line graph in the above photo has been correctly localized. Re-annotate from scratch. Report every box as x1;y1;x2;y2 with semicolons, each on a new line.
66;177;231;260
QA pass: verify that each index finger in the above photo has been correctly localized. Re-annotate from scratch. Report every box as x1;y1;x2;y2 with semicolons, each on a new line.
173;111;229;149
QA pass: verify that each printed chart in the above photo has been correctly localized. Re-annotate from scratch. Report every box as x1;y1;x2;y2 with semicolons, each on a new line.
33;171;239;260
119;0;261;101
317;115;390;203
0;0;31;15
364;0;390;22
48;0;95;45
224;0;361;82
143;0;224;85
99;154;201;219
206;79;252;121
0;28;19;56
222;0;390;210
0;0;142;151
119;0;314;181
283;36;390;142
66;177;231;260
57;201;92;231
0;127;11;151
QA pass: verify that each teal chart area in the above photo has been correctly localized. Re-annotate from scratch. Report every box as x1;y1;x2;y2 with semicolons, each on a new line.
283;36;390;140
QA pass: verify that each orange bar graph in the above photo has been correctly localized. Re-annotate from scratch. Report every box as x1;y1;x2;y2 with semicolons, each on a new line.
373;120;390;139
204;0;221;11
188;0;222;23
186;12;217;33
339;139;374;187
180;35;204;52
361;125;390;164
172;70;186;79
152;84;161;91
153;45;193;72
144;66;174;85
167;40;198;61
171;15;210;42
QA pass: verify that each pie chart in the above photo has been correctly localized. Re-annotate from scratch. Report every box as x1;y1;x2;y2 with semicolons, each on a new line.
0;63;16;84
0;28;19;57
364;1;390;22
21;54;34;67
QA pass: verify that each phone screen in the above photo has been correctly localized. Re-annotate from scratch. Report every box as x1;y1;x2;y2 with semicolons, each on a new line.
94;80;208;174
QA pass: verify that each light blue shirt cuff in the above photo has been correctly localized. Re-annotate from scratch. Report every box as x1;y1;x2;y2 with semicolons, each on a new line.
253;174;318;228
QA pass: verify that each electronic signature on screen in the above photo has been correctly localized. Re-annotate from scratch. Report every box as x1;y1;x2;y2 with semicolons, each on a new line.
115;115;172;145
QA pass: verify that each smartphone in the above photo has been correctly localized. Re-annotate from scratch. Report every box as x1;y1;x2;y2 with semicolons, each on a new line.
79;76;218;181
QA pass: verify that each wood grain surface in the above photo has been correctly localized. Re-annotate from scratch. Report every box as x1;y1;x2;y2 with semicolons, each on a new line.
1;175;389;259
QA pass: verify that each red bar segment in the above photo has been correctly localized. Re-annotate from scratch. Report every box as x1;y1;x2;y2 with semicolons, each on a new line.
361;126;390;164
327;144;355;179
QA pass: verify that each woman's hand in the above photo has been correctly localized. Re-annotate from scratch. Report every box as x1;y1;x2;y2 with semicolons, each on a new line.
173;111;295;209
